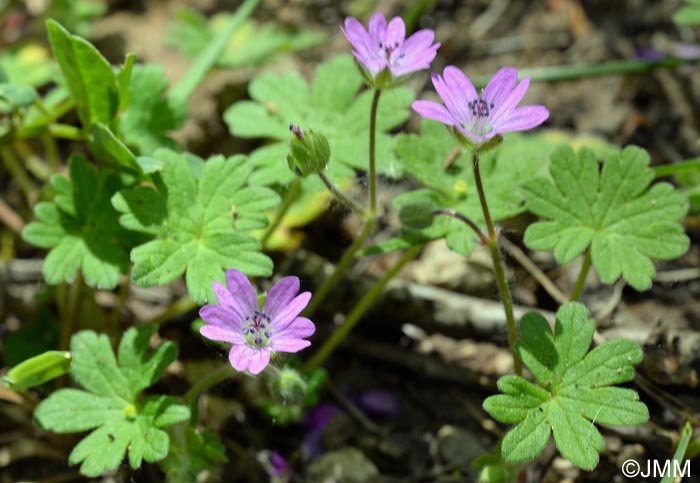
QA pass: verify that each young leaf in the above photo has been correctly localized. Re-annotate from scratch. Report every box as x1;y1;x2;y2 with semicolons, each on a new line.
45;20;119;129
224;54;413;186
34;325;190;477
89;122;142;174
2;350;73;391
483;303;649;470
119;64;187;154
111;149;279;303
22;154;141;289
523;145;689;290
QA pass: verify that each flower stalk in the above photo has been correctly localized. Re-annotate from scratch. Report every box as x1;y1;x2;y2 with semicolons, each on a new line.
304;217;376;316
570;250;592;302
369;89;381;215
306;243;423;370
472;153;522;376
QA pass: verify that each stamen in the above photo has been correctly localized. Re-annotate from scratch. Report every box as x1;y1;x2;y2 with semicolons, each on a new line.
243;309;274;348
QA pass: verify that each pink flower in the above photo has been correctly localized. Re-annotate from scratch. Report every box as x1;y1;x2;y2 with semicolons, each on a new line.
342;12;440;88
412;66;549;148
199;269;315;375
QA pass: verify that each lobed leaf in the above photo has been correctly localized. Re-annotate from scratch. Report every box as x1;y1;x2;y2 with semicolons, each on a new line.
524;145;690;290
484;303;649;470
22;154;141;289
224;54;413;186
119;64;187;154
112;150;279;302
34;326;189;478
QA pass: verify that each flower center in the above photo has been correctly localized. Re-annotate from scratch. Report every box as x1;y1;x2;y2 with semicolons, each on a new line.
378;41;404;64
465;98;496;136
243;310;272;348
468;99;494;118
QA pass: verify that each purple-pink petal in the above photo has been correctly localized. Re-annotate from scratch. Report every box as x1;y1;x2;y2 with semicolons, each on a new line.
432;70;470;123
411;100;456;125
272;338;311;353
343;17;373;60
489;77;531;127
482;67;518;107
368;12;386;44
494;105;549;133
384;16;406;47
443;66;478;108
200;324;243;344
229;345;271;375
393;30;439;76
270;292;312;329
225;269;257;316
275;316;316;340
200;305;244;329
263;276;300;319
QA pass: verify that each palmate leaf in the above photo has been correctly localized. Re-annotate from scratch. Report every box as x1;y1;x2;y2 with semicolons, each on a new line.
523;145;689;290
483;303;649;470
34;325;190;477
111;149;280;303
223;54;414;187
21;154;140;289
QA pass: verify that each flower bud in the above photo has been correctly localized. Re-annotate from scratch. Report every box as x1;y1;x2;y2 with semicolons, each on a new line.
270;367;307;404
399;200;435;230
287;125;330;177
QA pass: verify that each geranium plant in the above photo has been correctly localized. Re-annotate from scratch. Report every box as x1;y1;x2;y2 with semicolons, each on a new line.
0;2;695;482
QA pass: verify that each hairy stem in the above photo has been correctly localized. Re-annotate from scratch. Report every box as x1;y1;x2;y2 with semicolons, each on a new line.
570;250;592;302
319;171;366;216
304;217;376;317
432;208;489;245
305;244;423;370
1;147;38;203
59;272;82;352
183;365;236;408
261;178;300;247
152;296;198;326
472;153;522;376
369;89;381;215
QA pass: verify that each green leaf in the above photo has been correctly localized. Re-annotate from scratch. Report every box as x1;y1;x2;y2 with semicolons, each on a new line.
45;20;119;129
523;145;690;290
111;149;279;303
89;122;141;174
119;64;187;154
673;4;700;25
0;44;55;87
483;303;649;470
0;83;38;112
162;426;227;483
34;325;189;478
224;54;413;186
22;154;141;289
